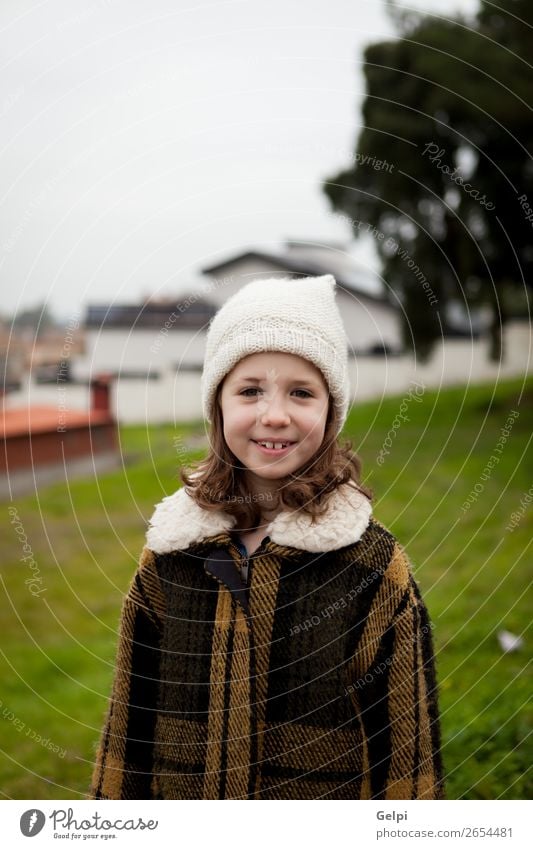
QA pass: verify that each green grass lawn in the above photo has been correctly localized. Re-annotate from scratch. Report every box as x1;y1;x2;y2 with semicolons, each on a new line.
1;376;531;799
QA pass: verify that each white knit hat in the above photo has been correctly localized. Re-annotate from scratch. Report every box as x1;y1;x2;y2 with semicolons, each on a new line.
201;274;350;434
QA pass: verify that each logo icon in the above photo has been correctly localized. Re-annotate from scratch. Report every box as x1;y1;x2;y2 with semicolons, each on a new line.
20;809;46;837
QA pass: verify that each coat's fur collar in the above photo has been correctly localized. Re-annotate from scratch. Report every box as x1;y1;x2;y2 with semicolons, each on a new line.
146;483;372;555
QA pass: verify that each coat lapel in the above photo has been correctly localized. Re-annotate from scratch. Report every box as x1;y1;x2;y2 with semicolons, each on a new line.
203;546;251;619
145;482;372;555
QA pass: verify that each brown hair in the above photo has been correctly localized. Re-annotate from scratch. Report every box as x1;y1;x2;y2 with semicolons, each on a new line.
179;384;373;532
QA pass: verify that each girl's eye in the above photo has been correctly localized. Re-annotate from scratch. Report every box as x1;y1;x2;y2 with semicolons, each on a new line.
239;388;312;398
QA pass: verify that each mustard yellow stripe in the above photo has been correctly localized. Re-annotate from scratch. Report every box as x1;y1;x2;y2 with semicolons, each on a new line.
415;610;436;798
99;597;139;798
226;609;253;798
249;553;283;792
204;586;233;798
136;547;166;620
97;754;129;799
249;554;282;703
354;542;410;677
385;603;415;800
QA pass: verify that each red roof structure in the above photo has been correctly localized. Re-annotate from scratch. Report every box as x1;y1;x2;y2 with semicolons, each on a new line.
1;376;119;498
1;405;113;438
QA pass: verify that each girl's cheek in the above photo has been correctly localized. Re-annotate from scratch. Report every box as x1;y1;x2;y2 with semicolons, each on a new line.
304;409;324;426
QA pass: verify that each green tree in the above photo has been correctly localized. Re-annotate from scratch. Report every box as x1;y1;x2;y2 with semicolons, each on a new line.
324;0;533;361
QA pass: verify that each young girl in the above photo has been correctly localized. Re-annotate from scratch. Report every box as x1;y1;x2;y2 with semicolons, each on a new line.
90;274;444;800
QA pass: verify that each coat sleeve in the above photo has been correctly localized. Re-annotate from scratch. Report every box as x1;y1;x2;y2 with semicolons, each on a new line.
89;547;165;800
345;540;444;800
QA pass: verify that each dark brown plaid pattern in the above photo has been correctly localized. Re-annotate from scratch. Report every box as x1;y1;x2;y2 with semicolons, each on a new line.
90;519;444;799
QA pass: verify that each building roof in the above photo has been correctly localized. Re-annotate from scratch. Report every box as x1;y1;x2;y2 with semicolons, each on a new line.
84;298;216;329
202;243;392;307
1;406;114;438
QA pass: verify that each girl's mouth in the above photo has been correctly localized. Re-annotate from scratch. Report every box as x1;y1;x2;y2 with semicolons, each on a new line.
252;440;296;456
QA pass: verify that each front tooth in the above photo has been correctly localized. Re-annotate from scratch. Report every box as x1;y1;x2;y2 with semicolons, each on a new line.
264;442;274;448
274;442;284;449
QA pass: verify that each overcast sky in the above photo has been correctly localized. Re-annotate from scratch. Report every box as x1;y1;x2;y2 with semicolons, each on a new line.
0;0;478;321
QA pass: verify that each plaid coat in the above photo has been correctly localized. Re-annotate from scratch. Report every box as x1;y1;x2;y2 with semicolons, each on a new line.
90;483;444;800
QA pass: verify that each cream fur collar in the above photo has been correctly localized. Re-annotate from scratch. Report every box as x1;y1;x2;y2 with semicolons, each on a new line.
146;483;372;555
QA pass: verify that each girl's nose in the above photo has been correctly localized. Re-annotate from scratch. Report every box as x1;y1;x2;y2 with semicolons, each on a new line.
259;395;290;426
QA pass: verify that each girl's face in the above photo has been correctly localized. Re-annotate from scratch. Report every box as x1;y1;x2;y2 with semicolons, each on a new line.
219;351;330;483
